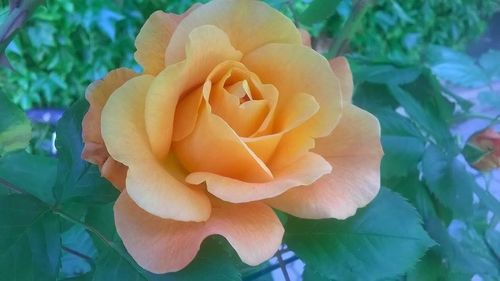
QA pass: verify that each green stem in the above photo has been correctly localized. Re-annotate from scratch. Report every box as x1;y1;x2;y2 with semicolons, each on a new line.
327;0;372;58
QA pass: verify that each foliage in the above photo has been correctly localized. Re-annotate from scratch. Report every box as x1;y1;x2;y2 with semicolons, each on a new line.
1;0;500;280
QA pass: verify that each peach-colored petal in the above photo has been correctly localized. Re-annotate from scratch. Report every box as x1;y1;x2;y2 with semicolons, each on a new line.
300;29;312;47
174;103;273;183
186;152;331;203
210;80;270;137
165;0;301;65
240;93;319;165
82;68;138;144
81;68;137;189
242;43;342;138
134;5;200;74
172;84;205;141
101;158;127;190
101;75;211;222
115;191;284;273
267;104;383;219
145;25;242;159
268;125;315;170
330;56;353;102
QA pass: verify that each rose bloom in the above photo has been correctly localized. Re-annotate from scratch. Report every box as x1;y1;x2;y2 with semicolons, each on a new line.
82;0;383;273
467;128;500;171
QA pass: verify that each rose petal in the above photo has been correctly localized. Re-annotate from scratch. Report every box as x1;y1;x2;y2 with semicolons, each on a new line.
101;158;127;190
101;75;211;222
186;152;331;203
134;5;200;74
81;68;137;189
300;29;312;47
243;43;342;139
82;68;138;144
115;191;284;273
145;25;242;159
330;56;353;102
241;93;319;165
165;0;301;65
174;103;274;183
266;104;383;219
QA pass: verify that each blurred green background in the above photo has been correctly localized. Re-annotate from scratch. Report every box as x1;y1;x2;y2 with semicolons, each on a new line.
1;0;499;109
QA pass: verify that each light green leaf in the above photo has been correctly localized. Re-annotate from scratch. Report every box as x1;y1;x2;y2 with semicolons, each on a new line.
426;45;489;87
479;49;500;79
53;99;118;204
0;151;57;204
422;145;474;218
0;94;31;156
0;194;61;281
285;187;434;281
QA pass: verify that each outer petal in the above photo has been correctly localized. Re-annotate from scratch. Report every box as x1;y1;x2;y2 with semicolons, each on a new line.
81;68;138;189
165;0;301;65
186;152;331;203
266;105;383;219
115;191;284;273
101;75;211;222
134;5;199;74
145;25;242;158
330;56;353;102
243;43;342;138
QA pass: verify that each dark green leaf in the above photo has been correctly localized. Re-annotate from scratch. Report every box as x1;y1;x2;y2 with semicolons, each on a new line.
0;194;61;281
0;151;57;204
299;0;341;25
376;110;425;179
485;221;500;260
388;85;456;152
59;225;97;279
0;93;31;156
285;187;434;280
421;145;474;218
351;64;421;86
302;266;330;281
53;99;118;204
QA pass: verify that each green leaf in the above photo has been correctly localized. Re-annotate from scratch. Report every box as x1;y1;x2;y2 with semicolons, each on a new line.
285;187;434;281
53;98;118;204
426;45;489;87
485;221;500;260
149;238;242;281
388;85;456;152
59;225;97;279
299;0;341;25
406;251;446;281
0;194;61;281
479;49;500;79
421;145;474;218
424;217;499;278
86;204;242;281
0;93;31;156
0;151;57;204
351;63;421;86
376;110;426;179
302;266;330;281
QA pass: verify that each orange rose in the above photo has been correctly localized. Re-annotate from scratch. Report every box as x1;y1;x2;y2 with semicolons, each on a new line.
82;0;383;273
466;128;500;171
